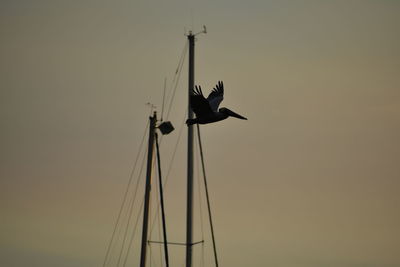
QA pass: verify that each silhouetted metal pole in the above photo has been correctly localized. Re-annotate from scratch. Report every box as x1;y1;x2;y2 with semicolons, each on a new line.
139;112;157;267
186;32;195;267
196;125;219;267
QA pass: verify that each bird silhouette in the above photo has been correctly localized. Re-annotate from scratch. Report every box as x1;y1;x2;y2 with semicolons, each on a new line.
186;81;247;125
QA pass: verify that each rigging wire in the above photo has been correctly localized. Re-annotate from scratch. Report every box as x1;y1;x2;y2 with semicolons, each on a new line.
116;143;149;267
165;110;188;180
196;124;219;267
155;133;170;267
194;131;205;267
158;41;186;146
115;191;138;267
122;197;144;267
148;171;154;267
146;112;186;267
102;119;149;267
142;41;187;265
105;107;155;267
149;111;187;234
106;40;190;267
154;158;163;267
165;42;188;121
194;131;204;267
161;77;167;121
119;114;177;267
194;130;205;240
146;111;188;266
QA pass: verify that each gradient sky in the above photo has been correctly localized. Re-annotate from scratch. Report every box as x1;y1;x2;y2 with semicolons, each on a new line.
1;1;400;267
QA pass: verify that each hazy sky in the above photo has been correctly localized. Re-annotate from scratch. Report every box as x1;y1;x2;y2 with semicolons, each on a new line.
1;1;399;267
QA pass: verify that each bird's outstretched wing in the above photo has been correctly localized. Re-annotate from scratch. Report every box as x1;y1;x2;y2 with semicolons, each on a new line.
207;81;224;112
190;85;213;117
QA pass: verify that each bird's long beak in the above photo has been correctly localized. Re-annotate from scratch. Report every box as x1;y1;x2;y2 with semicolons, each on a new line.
226;108;247;120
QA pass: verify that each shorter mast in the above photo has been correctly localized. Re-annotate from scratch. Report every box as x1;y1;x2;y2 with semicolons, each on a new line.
186;26;206;267
186;32;195;267
139;112;157;267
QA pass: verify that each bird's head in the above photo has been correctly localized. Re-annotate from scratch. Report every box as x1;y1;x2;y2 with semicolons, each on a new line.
219;107;247;120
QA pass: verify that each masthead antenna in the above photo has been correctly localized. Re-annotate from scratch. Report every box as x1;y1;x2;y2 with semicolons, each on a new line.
185;25;207;37
161;78;167;121
145;102;156;115
194;25;207;36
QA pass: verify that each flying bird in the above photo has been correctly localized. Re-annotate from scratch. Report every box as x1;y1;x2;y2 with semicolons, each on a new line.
186;81;247;125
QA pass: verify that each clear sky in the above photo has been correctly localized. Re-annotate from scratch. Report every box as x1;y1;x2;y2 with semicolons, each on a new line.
1;0;399;267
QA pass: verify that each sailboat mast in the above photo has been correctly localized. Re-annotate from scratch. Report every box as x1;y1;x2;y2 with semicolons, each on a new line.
139;112;157;267
186;32;195;267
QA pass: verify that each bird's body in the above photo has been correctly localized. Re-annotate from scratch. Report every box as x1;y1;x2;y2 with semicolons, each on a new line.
186;112;228;125
186;81;247;125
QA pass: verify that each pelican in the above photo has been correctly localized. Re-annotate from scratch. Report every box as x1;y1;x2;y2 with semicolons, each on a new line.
186;81;247;125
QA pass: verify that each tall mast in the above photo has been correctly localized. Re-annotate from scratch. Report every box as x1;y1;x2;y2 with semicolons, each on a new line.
139;112;157;267
185;32;195;267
